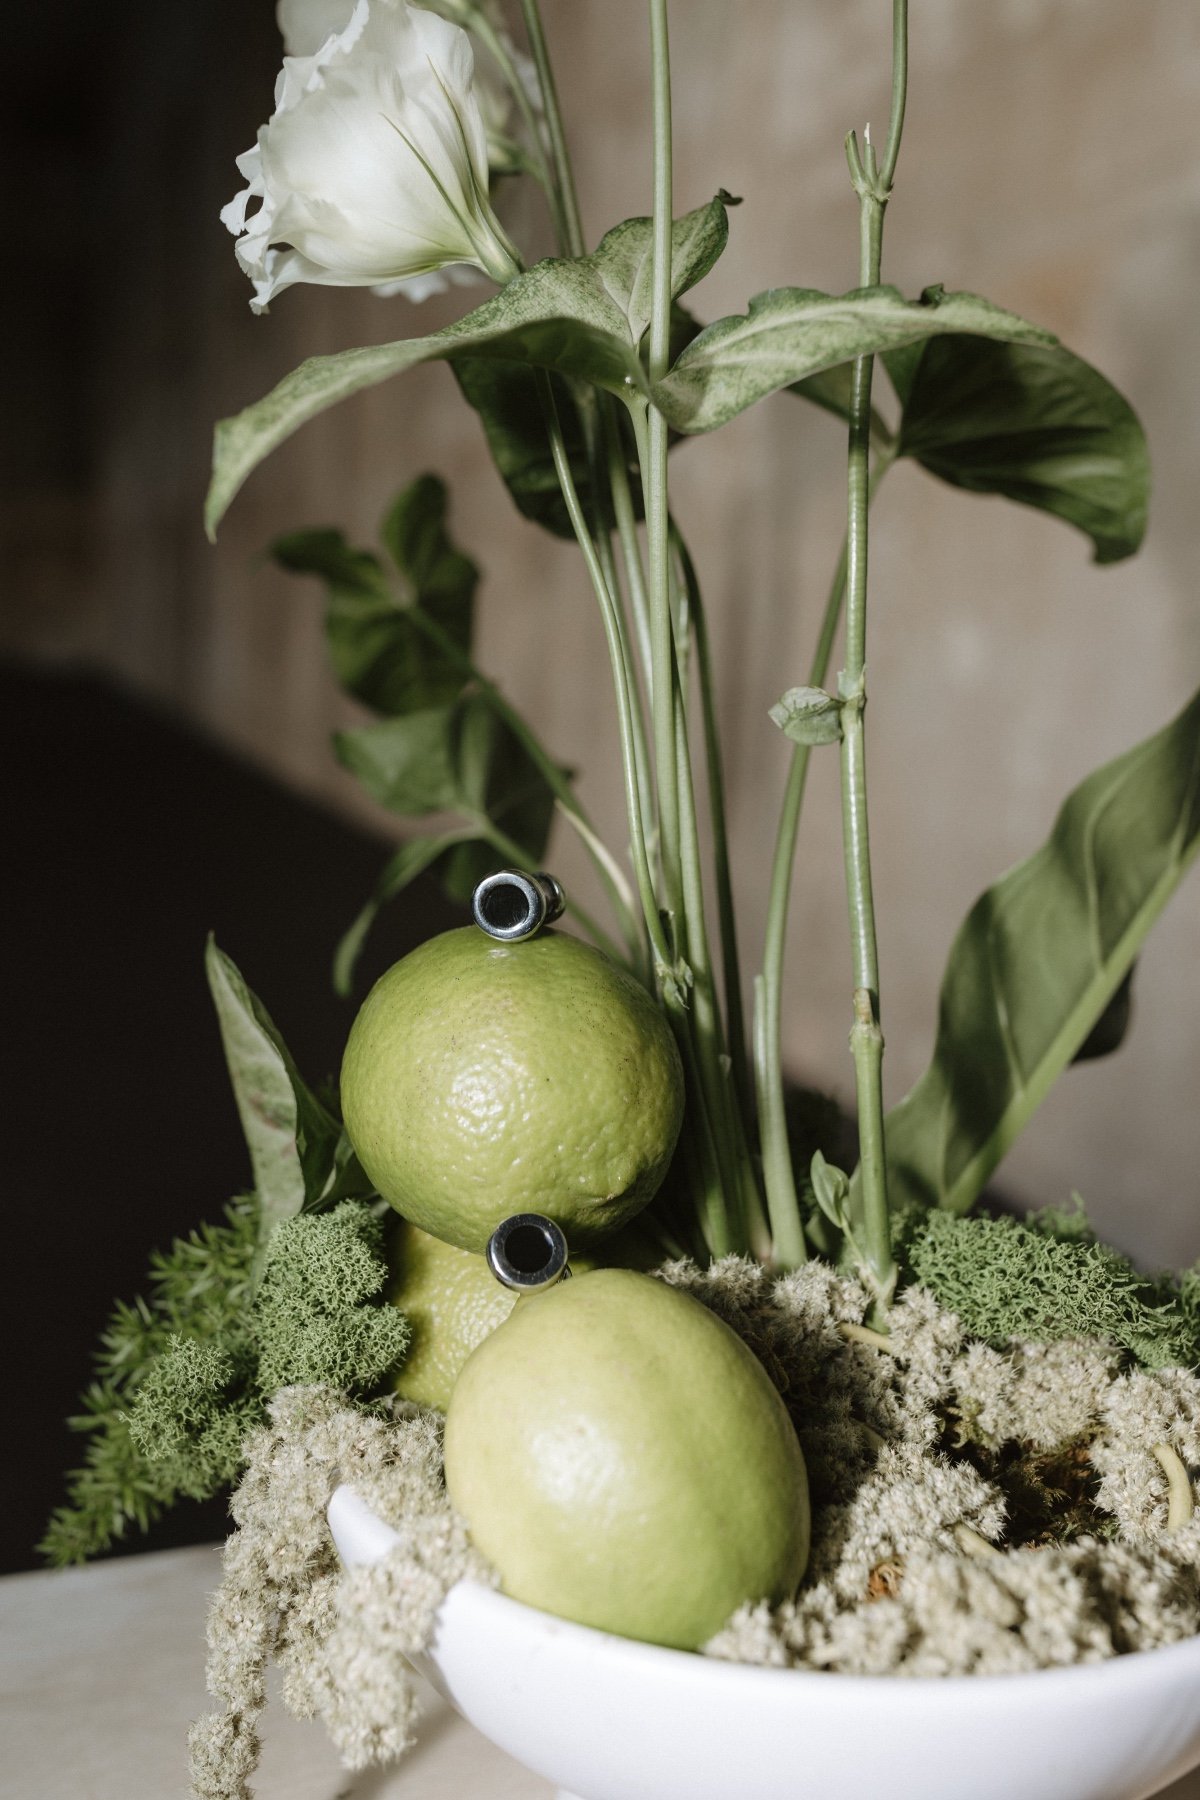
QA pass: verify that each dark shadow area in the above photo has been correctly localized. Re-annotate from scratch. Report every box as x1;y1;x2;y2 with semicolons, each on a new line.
1;662;459;1573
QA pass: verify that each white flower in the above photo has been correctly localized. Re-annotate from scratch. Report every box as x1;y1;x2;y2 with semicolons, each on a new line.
222;0;520;313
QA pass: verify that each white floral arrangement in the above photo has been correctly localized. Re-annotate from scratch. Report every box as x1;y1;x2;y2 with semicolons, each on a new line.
46;2;1200;1795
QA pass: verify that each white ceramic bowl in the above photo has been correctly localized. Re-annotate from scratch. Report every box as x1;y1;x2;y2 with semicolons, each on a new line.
329;1484;1200;1800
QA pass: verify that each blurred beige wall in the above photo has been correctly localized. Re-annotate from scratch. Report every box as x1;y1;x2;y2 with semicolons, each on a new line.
7;0;1199;1265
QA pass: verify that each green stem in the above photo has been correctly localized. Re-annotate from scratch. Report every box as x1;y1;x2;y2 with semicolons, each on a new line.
641;0;683;937
519;0;585;257
535;370;674;981
837;0;908;1311
467;9;559;225
755;454;894;1266
671;526;752;1129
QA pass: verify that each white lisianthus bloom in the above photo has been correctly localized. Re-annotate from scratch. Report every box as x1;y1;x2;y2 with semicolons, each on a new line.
222;0;521;313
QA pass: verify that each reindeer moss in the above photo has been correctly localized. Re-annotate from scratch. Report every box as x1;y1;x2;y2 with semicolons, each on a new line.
189;1262;1200;1798
909;1207;1200;1369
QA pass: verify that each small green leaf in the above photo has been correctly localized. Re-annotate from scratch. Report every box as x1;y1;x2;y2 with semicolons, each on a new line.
892;336;1149;564
207;198;732;537
873;687;1200;1218
810;1151;852;1230
770;685;843;746
204;939;342;1236
602;192;731;350
274;478;477;715
334;707;459;814
653;286;1054;436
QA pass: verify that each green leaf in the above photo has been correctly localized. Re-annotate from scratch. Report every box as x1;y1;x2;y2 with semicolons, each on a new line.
273;477;476;715
652;286;1054;436
1071;966;1135;1063
437;694;559;900
453;360;593;539
204;940;343;1236
596;192;731;350
332;829;475;997
769;685;844;747
891;336;1149;564
875;688;1200;1217
207;198;732;537
334;706;460;814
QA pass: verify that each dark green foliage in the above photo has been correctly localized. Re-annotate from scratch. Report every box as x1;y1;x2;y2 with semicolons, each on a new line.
42;1200;409;1566
273;476;563;993
910;1206;1200;1370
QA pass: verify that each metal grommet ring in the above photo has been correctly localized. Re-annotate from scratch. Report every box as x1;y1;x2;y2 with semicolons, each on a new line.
486;1213;572;1293
472;869;565;942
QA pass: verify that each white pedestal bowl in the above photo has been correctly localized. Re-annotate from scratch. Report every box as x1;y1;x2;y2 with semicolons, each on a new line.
329;1483;1200;1800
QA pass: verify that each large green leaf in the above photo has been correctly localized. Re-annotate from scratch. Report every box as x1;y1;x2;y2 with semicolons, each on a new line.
207;198;731;537
652;286;1053;435
204;939;344;1236
273;477;477;716
890;335;1149;565
875;688;1200;1217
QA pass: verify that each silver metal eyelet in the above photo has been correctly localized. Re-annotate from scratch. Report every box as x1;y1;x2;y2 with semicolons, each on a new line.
472;869;565;942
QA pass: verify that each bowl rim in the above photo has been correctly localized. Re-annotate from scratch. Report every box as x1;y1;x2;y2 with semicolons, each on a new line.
438;1572;1200;1697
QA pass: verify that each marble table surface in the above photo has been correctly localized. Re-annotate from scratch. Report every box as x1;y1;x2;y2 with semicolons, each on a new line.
5;1543;1200;1800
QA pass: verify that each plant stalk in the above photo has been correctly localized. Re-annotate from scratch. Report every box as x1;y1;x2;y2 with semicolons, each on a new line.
518;0;586;258
836;0;909;1311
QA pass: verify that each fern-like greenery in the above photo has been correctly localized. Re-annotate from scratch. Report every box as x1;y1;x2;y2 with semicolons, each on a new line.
41;1199;409;1566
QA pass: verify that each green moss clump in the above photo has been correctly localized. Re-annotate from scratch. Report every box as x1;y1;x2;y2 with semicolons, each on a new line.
42;1200;410;1566
909;1206;1200;1370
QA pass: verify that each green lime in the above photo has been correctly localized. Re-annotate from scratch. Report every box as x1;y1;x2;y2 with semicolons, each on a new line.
341;928;684;1253
385;1218;516;1412
385;1216;666;1412
443;1267;810;1650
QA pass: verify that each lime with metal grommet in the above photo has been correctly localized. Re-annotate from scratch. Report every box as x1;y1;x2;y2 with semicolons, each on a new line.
444;1215;811;1651
340;873;684;1254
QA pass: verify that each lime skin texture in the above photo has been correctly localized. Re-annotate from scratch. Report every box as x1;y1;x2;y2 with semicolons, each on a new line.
341;928;685;1254
443;1267;811;1651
